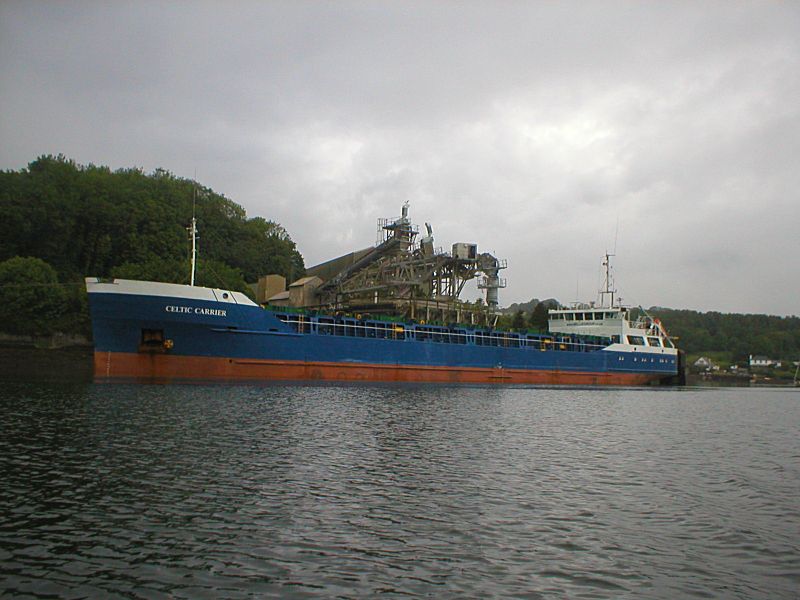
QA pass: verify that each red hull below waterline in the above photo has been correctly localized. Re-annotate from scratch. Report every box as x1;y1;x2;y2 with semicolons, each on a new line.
93;351;666;386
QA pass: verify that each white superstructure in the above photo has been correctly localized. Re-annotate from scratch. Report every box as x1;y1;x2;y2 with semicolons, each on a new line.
548;306;676;354
546;254;678;356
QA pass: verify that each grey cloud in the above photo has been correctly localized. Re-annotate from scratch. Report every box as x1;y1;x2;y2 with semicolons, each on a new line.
1;1;798;315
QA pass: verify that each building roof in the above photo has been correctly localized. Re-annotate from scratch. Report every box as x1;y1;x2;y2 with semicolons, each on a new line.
289;276;322;288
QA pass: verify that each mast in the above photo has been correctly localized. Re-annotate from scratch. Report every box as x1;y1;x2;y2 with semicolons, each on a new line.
188;184;198;286
189;216;197;286
599;252;616;308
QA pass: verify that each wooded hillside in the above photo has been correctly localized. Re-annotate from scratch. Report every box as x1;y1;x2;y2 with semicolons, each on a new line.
0;155;304;336
648;307;799;364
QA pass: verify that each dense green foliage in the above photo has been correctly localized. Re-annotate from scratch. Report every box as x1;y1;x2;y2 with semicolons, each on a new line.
0;257;67;335
497;299;556;332
648;307;800;364
0;155;305;336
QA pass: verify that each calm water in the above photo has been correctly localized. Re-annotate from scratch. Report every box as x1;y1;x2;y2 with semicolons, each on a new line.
1;380;798;599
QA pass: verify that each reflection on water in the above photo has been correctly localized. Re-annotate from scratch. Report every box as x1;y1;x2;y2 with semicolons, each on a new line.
0;347;93;384
1;380;798;598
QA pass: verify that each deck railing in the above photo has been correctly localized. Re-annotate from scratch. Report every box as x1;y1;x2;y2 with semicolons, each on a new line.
274;313;609;353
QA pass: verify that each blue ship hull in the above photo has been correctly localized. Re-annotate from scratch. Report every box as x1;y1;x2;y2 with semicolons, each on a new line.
86;278;680;386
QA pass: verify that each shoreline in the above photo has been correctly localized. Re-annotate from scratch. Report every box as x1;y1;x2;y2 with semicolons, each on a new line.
0;332;92;350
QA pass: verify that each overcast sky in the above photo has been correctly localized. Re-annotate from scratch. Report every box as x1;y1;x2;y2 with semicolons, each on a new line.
1;1;798;315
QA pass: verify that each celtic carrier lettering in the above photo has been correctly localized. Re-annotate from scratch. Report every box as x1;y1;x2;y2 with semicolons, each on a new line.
165;305;227;317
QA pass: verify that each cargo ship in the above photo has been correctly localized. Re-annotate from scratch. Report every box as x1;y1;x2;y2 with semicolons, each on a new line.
85;207;681;385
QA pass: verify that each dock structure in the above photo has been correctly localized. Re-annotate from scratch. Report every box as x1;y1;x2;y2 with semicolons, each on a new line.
267;205;506;326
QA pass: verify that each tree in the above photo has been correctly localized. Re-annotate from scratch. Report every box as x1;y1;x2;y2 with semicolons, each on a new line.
512;310;526;331
529;302;550;332
0;156;306;285
194;259;254;299
112;256;189;284
0;256;67;335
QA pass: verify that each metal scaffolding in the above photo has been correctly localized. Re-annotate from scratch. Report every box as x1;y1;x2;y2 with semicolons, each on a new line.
307;205;507;326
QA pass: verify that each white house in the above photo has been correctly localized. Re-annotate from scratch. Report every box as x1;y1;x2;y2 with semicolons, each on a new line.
749;355;781;368
694;357;716;371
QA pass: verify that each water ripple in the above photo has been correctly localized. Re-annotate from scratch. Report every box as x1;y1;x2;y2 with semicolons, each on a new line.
1;383;799;598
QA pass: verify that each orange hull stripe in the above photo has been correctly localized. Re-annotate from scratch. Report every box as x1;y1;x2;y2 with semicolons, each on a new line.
94;351;663;386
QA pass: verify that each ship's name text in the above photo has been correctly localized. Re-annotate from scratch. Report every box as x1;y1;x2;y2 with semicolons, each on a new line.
165;305;227;317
